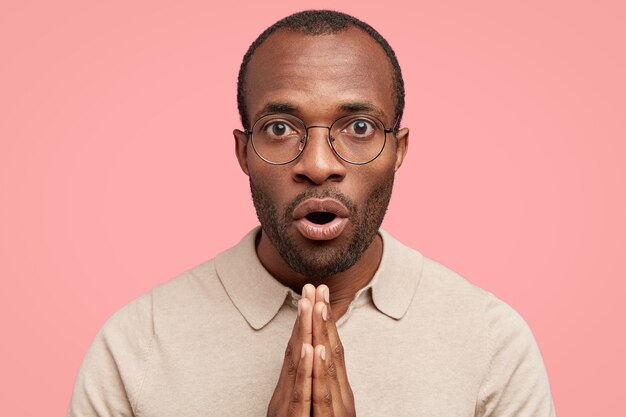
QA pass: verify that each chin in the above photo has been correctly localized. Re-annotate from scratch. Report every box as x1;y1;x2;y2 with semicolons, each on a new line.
277;231;372;279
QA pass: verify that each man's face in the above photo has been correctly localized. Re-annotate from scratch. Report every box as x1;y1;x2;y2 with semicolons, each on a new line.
234;28;408;279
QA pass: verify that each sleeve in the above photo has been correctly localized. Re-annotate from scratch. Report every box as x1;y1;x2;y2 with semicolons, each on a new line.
68;293;155;417
475;295;556;417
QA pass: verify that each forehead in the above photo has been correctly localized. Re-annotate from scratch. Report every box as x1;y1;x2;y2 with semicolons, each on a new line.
244;28;396;124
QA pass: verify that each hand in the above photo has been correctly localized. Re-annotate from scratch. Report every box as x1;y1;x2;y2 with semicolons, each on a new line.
310;284;356;417
267;284;356;417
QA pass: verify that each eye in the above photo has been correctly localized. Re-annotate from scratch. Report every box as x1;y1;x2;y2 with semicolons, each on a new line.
344;119;376;137
263;121;296;138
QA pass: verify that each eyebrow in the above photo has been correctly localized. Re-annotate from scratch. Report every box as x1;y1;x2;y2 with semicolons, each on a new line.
338;102;386;119
254;101;387;121
258;102;299;116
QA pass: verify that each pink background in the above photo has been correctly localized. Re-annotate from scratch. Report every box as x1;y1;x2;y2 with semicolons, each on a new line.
1;0;624;415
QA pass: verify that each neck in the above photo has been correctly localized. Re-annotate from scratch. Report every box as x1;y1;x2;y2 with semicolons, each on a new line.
256;231;383;319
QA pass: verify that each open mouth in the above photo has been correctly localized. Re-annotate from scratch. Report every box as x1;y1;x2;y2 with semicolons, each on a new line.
305;212;337;225
292;198;350;241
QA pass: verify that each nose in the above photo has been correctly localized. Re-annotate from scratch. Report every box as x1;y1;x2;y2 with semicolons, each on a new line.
291;126;346;185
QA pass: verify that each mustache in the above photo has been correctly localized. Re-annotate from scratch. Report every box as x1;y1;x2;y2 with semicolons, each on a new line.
283;188;355;219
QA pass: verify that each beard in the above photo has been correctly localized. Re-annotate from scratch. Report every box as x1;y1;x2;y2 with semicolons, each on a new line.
250;175;395;279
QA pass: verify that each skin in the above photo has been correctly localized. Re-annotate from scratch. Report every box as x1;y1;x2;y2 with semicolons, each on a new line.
233;28;409;416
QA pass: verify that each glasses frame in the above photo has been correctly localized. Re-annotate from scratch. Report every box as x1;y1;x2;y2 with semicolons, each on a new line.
245;113;399;165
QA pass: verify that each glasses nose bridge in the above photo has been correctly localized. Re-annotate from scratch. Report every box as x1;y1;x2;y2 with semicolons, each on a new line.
301;124;334;152
304;124;332;141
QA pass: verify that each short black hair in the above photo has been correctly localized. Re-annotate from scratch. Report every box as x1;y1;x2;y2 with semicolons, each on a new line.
237;10;405;130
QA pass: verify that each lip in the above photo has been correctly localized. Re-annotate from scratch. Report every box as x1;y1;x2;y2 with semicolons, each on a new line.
292;198;350;241
292;198;350;220
295;216;349;241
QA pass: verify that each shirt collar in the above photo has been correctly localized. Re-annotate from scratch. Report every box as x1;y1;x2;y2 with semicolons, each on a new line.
214;227;424;330
370;229;424;319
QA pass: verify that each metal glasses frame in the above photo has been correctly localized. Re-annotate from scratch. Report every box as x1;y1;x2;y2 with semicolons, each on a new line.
245;114;399;165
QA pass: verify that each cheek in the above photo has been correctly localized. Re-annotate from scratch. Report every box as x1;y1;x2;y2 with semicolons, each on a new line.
382;139;400;164
249;165;293;203
345;168;394;210
359;156;397;187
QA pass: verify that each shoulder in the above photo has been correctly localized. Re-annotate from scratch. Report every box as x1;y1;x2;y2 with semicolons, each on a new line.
383;231;544;360
94;228;263;345
69;258;224;416
101;257;239;347
89;257;222;362
101;258;219;333
421;255;543;365
408;253;554;416
379;229;532;328
426;257;538;345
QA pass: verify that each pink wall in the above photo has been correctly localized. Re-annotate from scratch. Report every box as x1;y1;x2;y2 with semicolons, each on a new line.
1;1;624;415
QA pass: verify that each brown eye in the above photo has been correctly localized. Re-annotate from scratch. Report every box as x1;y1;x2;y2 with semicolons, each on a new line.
346;119;375;137
354;121;369;134
263;120;298;138
269;122;286;136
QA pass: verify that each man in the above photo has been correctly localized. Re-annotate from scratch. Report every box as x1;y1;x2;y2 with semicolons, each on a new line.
69;10;555;417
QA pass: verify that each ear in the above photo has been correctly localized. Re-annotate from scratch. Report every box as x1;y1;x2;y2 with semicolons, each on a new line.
393;127;409;172
233;129;250;176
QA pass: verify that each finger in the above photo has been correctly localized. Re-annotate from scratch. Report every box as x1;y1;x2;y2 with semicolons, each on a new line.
312;299;343;412
280;284;314;398
287;343;313;417
274;297;313;403
315;284;330;306
299;296;313;345
316;285;354;406
303;283;316;307
312;344;334;417
312;300;329;348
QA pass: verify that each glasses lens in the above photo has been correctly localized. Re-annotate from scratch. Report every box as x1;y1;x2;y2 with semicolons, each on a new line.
251;114;306;164
330;115;386;164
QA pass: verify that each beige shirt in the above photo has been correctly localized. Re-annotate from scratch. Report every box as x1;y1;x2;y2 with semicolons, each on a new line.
69;228;555;416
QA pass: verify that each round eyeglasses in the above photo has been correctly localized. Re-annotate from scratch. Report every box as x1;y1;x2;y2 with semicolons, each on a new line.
245;113;398;165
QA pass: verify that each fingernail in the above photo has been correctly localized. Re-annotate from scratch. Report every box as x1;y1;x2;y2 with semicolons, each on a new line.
324;288;330;304
301;344;306;359
322;305;327;321
320;346;326;361
297;300;301;316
